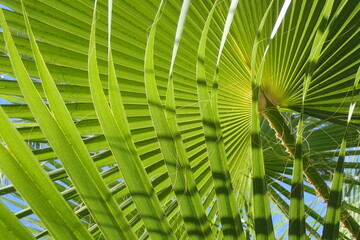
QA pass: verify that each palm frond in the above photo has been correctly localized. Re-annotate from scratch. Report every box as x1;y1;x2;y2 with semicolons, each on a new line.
0;0;359;239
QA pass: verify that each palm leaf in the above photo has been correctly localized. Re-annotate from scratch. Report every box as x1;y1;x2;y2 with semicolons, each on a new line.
0;0;359;239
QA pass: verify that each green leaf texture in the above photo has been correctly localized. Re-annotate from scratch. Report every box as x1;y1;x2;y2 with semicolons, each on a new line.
0;0;359;239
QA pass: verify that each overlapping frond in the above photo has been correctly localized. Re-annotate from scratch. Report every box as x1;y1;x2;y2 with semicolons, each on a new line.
0;0;358;239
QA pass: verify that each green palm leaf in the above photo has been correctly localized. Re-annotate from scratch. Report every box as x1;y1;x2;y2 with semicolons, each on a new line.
0;0;359;239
